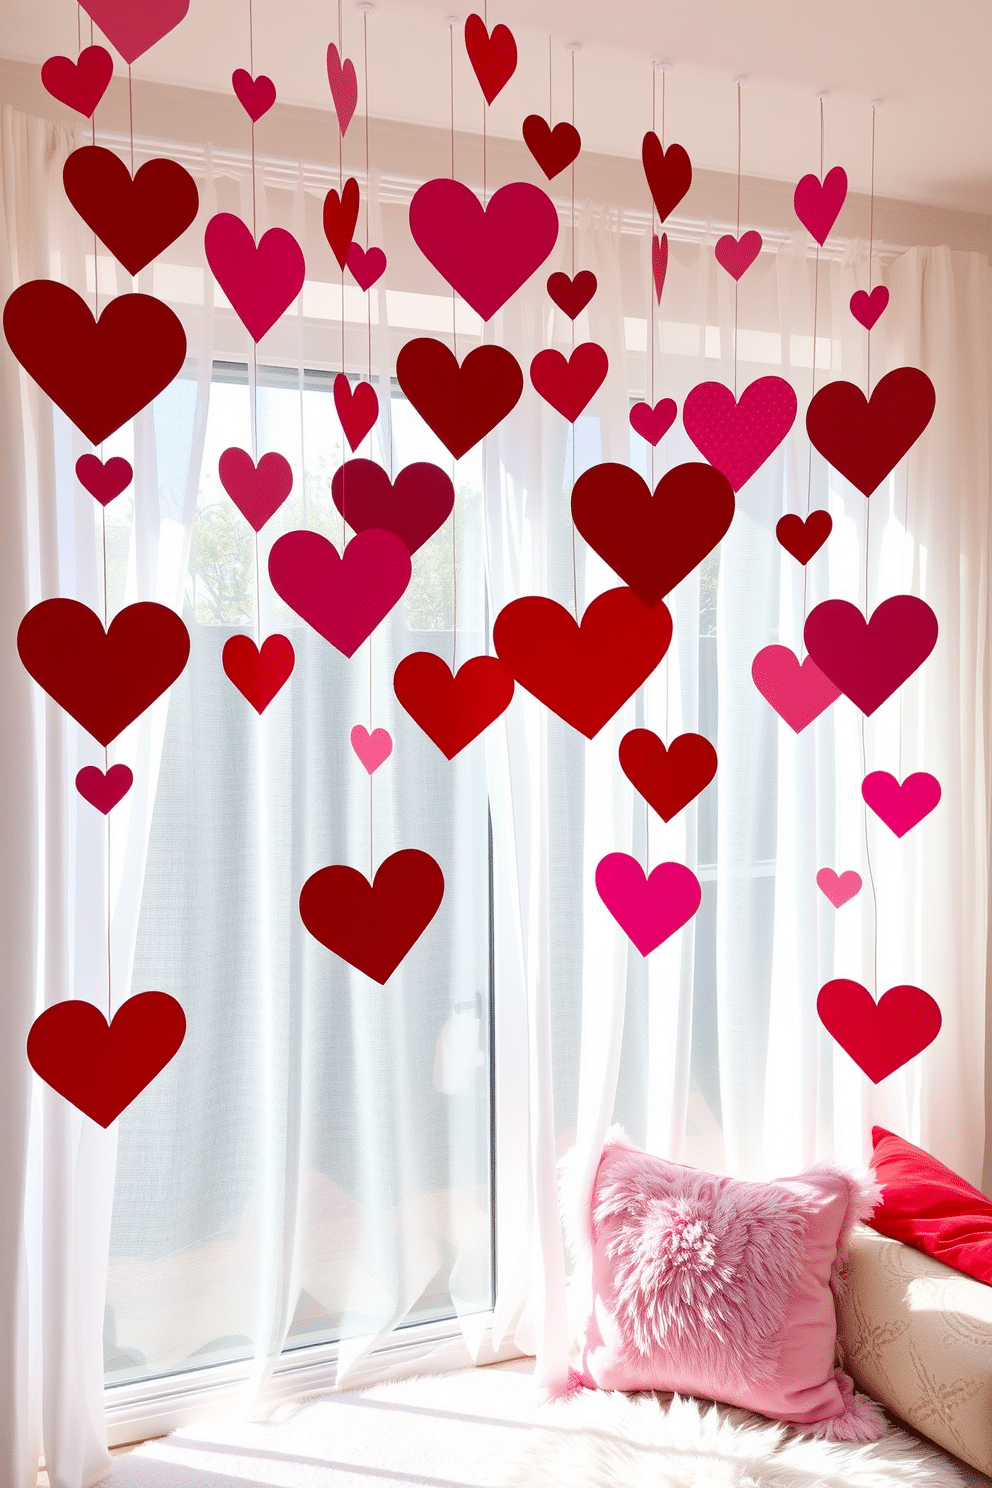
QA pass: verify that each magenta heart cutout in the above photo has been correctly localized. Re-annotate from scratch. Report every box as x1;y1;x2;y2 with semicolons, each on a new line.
326;44;358;136
332;459;454;554
75;763;133;813
76;453;132;505
595;853;701;956
816;868;862;908
409;179;559;323
683;376;798;491
347;243;387;290
629;398;677;446
351;724;393;774
78;0;189;64
862;771;941;837
652;232;668;303
804;595;938;716
794;166;848;246
268;528;411;658
334;375;379;452
817;978;941;1083
850;285;889;330
752;645;841;732
714;230;762;281
218;447;293;531
232;69;276;122
204;213;305;343
41;46;113;117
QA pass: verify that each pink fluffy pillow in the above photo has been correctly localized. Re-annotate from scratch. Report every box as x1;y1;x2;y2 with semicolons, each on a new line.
562;1132;886;1440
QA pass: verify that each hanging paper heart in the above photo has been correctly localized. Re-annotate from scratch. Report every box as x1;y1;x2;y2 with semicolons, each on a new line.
682;376;798;492
850;285;889;330
75;763;133;813
76;453;133;505
204;213;305;342
326;43;358;136
27;990;186;1125
77;0;189;64
409;179;559;322
333;374;379;452
332;459;454;554
395;339;523;460
218;447;293;531
492;588;672;740
775;510;832;565
715;230;762;280
300;848;444;984
522;116;581;179
793;166;848;245
803;595;938;716
816;868;862;908
652;232;668;303
222;633;295;713
41;46;113;117
817;978;941;1083
862;770;941;837
629;398;678;447
806;367;936;497
17;598;190;746
596;854;701;957
268;528;411;658
571;461;735;608
3;283;186;446
641;134;692;223
323;178;360;270
751;646;841;733
232;69;276;122
618;729;717;822
63;146;199;276
350;724;392;774
463;13;517;104
530;342;608;422
547;270;596;319
393;652;514;759
347;242;387;290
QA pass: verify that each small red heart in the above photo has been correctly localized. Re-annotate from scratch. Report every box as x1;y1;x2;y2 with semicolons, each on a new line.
714;230;762;281
619;729;717;821
204;214;305;344
75;763;133;812
806;367;935;497
396;338;523;460
76;453;133;505
332;459;454;554
652;232;668;302
268;529;411;658
323;178;360;271
326;43;358;136
642;134;692;223
232;68;276;122
629;398;677;447
547;270;597;319
63;146;199;277
531;342;608;422
850;285;889;330
794;167;848;245
41;45;113;117
300;849;445;983
394;653;514;758
218;447;293;531
334;375;379;452
222;633;294;713
347;242;387;290
463;13;517;104
817;978;941;1083
776;510;832;564
522;116;581;180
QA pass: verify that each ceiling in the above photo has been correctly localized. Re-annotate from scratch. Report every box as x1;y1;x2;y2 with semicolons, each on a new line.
2;0;990;214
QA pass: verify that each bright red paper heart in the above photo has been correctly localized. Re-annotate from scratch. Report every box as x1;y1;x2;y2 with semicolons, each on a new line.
523;116;581;179
493;588;672;740
794;166;848;245
396;338;523;460
300;848;445;983
682;376;798;492
850;286;889;330
629;398;678;447
409;179;559;322
3;283;186;445
804;595;938;716
41;45;113;117
776;510;832;564
806;368;936;497
642;134;692;223
27;991;186;1125
332;459;454;554
619;729;717;822
323;178;360;270
817;978;941;1083
232;68;276;121
715;230;762;280
347;242;386;290
76;453;133;505
862;770;941;837
751;646;841;733
547;270;596;319
78;0;189;64
652;232;668;302
571;461;735;608
63;146;199;276
218;447;293;530
18;598;190;746
204;213;305;343
326;44;358;135
222;633;295;713
394;652;514;758
75;763;133;812
334;375;378;452
268;529;411;658
463;14;517;104
531;342;608;422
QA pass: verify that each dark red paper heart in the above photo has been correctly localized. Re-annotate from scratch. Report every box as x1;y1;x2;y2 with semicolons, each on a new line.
75;763;133;812
222;633;294;713
332;459;454;554
522;116;581;179
547;270;596;319
803;595;938;716
806;367;936;497
76;453;133;505
619;729;717;822
3;283;186;445
641;133;692;223
323;177;360;270
396;338;523;460
776;510;832;565
17;598;190;746
493;588;672;739
394;652;514;758
817;979;942;1083
232;68;275;121
63;146;198;276
41;45;113;117
333;374;378;452
463;13;517;104
27;991;186;1126
531;342;608;422
300;848;445;983
218;447;293;530
571;461;735;608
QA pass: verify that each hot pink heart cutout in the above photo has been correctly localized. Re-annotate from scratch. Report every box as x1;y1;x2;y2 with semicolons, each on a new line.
268;528;411;658
76;453;132;505
41;46;113;117
652;232;668;303
629;398;677;446
817;978;941;1083
78;0;189;64
351;724;393;774
530;342;608;422
75;763;133;813
794;166;848;246
715;230;762;280
232;69;276;122
218;447;293;531
850;285;889;330
804;595;938;716
326;44;358;136
334;375;379;452
816;867;862;907
751;645;841;732
409;179;559;323
683;376;798;491
204;213;305;343
595;853;701;957
862;771;941;837
347;242;387;290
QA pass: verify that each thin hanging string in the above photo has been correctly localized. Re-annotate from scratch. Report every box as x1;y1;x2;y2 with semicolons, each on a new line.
127;66;134;174
569;46;578;620
733;80;741;399
867;104;877;395
449;18;458;672
802;96;825;630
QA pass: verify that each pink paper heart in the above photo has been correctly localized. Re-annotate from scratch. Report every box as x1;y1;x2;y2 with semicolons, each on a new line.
850;285;889;330
409;179;559;323
351;724;393;774
232;69;276;122
862;771;941;838
41;46;113;117
218;447;293;531
629;398;677;446
804;596;938;716
204;213;305;343
326;44;358;137
268;528;411;658
683;376;798;491
78;0;189;64
816;867;862;907
75;763;133;813
347;242;387;290
76;453;132;505
652;232;668;303
793;166;848;246
595;853;701;957
751;645;841;732
715;229;762;281
334;375;379;452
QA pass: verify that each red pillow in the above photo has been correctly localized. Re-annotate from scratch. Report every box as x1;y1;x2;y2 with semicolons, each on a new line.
869;1126;992;1285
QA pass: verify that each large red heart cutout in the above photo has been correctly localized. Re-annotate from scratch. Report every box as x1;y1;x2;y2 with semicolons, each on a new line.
27;991;186;1126
493;588;672;739
323;177;360;270
268;529;411;658
547;270;597;319
300;848;445;984
41;46;113;117
332;459;454;554
18;598;190;746
522;116;581;179
463;14;517;104
571;461;735;608
619;729;717;822
531;342;608;422
394;652;514;758
63;146;199;277
803;595;938;716
806;368;936;497
3;282;186;445
776;510;832;564
396;338;523;460
222;634;295;713
641;133;692;223
683;376;798;492
204;213;305;343
817;978;941;1083
218;447;293;531
78;0;189;64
